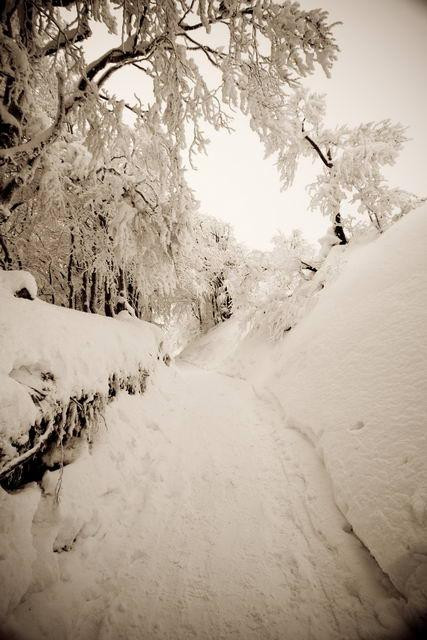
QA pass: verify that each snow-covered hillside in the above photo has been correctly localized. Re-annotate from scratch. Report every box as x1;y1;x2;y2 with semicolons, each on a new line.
183;205;427;624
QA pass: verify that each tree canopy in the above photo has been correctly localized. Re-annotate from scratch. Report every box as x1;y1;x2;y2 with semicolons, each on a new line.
0;1;422;338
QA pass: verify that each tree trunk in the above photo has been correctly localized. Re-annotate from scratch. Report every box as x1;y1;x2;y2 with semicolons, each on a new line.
134;290;141;319
81;270;89;312
128;280;135;308
118;268;125;293
67;229;75;308
48;262;55;304
0;234;12;269
104;279;114;317
89;270;98;313
334;213;348;245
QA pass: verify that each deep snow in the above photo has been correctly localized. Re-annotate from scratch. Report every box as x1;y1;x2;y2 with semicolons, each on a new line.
0;276;162;468
183;205;427;623
1;207;426;639
0;363;406;639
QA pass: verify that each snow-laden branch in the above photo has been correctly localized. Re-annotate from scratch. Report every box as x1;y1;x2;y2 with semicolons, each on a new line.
36;2;92;57
0;73;65;159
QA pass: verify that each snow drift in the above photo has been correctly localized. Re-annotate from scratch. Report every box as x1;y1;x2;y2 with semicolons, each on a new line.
0;276;162;487
183;205;427;621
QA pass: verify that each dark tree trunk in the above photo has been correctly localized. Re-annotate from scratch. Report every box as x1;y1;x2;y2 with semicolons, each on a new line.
67;230;75;308
89;270;97;313
81;270;89;312
48;262;55;304
128;280;136;308
118;268;125;293
104;279;114;317
133;290;141;318
334;213;348;245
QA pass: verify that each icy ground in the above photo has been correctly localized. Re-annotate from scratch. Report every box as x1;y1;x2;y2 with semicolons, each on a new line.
1;361;406;640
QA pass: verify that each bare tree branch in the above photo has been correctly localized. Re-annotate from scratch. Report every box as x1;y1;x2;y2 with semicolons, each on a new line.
304;134;333;168
182;32;224;68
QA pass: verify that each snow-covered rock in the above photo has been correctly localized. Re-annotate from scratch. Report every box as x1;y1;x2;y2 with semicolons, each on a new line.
0;269;38;299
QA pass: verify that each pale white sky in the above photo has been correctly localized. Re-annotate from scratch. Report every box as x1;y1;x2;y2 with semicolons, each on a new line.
86;0;427;250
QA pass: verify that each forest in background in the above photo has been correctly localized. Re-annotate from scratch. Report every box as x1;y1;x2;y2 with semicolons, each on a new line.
0;0;423;345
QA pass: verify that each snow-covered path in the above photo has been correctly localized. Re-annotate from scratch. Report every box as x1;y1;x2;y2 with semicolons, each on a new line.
6;361;402;640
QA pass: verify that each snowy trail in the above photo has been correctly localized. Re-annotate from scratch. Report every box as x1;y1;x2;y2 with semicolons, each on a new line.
7;361;401;640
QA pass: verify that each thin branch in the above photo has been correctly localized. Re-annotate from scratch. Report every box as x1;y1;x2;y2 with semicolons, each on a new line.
178;0;197;27
180;7;254;32
304;134;333;168
63;34;165;116
32;1;91;57
300;260;317;273
96;57;150;88
99;92;142;116
182;32;224;68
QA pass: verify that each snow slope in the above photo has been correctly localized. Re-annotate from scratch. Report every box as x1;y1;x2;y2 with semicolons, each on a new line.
0;363;406;640
183;206;427;621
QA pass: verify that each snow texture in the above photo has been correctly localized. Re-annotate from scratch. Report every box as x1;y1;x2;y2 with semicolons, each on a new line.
184;205;427;620
0;280;162;462
0;208;426;639
0;364;407;639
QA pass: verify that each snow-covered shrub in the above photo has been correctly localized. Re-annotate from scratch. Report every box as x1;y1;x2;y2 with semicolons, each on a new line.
0;287;162;489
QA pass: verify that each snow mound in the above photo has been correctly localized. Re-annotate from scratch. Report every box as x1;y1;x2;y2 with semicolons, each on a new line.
184;206;427;619
0;282;162;477
0;269;37;299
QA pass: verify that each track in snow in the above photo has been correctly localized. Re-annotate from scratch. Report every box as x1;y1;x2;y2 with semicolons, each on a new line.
7;361;401;640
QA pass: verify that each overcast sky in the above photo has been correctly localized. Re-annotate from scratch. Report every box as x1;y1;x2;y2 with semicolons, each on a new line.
87;0;427;250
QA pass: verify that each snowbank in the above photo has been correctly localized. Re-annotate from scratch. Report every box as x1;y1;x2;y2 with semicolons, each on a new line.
0;277;162;482
0;386;165;637
267;207;427;618
184;206;427;620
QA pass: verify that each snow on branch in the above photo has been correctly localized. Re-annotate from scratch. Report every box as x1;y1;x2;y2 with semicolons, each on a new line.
0;73;65;160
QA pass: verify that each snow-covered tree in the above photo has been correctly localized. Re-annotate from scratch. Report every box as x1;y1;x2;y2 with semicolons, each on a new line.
169;209;239;329
271;89;424;242
1;118;195;318
0;1;339;219
2;1;419;338
230;229;319;339
0;0;342;324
